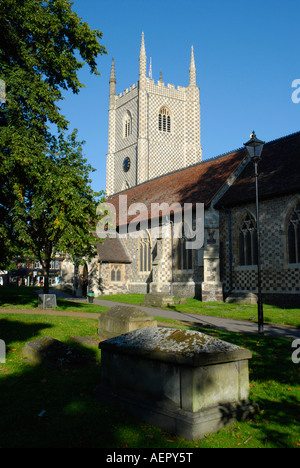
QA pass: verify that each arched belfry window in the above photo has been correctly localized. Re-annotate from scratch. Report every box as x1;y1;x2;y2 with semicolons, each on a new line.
239;213;258;266
158;107;171;133
123;111;132;138
287;200;300;264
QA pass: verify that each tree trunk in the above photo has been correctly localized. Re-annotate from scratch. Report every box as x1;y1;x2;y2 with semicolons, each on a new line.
40;255;51;294
43;262;50;294
40;243;52;295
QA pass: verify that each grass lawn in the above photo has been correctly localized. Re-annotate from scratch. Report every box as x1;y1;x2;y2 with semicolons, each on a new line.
0;286;299;447
97;293;300;328
1;287;299;328
0;286;107;315
0;311;299;448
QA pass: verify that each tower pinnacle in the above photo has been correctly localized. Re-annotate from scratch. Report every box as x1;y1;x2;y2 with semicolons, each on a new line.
139;32;147;78
109;57;116;84
109;57;116;106
189;46;196;86
140;32;146;56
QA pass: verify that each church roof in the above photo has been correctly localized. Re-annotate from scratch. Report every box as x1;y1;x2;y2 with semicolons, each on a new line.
96;238;132;264
106;131;300;225
215;131;300;209
107;148;247;226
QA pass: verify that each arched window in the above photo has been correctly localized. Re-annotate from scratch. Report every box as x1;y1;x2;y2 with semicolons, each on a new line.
123;111;132;138
175;224;193;271
139;235;151;273
158;107;171;133
111;264;123;282
239;213;258;266
287;200;300;264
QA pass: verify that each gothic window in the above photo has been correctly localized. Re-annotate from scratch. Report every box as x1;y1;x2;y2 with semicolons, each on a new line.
123;111;132;138
287;201;300;264
158;107;171;133
175;224;193;271
239;213;258;266
139;236;151;273
110;264;123;282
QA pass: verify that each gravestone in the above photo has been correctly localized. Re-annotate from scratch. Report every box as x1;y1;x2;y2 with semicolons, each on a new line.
142;293;185;308
225;292;258;304
96;327;257;440
98;305;157;339
38;294;57;309
22;336;94;369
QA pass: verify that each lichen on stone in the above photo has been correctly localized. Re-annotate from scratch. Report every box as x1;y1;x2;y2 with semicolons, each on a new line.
103;327;240;358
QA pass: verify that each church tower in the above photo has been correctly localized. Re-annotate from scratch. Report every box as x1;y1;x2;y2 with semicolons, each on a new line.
106;33;202;196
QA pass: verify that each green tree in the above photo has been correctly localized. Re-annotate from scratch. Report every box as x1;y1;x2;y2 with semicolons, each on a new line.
0;0;107;289
13;131;105;293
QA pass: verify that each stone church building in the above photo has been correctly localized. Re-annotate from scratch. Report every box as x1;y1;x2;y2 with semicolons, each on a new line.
63;34;300;306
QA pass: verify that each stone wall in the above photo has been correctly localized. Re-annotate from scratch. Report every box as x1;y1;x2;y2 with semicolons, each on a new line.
219;193;300;305
97;219;204;298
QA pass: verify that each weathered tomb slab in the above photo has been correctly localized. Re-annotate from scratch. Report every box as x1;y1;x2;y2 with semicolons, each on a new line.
96;327;257;440
97;305;157;339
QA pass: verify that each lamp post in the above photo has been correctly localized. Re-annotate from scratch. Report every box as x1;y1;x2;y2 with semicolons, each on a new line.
244;131;265;334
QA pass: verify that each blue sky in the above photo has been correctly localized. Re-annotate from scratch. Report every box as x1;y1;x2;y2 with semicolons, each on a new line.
59;0;300;193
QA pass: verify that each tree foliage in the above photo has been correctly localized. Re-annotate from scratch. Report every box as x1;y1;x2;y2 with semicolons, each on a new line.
0;0;107;291
12;131;105;292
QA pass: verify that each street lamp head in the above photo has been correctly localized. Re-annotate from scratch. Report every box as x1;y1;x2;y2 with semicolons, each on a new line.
244;131;265;161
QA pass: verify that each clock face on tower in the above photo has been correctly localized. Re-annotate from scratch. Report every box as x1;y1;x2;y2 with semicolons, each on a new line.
123;156;131;172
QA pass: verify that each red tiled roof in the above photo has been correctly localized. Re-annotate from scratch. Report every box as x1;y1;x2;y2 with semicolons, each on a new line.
215;131;300;208
107;148;247;226
96;238;132;263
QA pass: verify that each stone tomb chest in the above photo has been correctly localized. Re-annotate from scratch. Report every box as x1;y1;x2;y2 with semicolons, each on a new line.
98;305;157;339
97;327;257;440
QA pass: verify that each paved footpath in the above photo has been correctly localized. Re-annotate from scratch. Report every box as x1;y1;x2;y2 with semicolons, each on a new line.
12;289;296;341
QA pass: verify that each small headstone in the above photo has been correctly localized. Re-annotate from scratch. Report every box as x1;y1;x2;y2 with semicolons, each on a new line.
38;294;57;309
22;336;94;369
98;305;157;339
142;293;185;308
225;292;257;304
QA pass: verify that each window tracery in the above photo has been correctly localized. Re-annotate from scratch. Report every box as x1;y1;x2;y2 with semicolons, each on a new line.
158;107;171;133
239;213;258;266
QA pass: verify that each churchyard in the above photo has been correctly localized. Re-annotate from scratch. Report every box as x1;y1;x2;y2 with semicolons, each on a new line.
0;286;299;448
